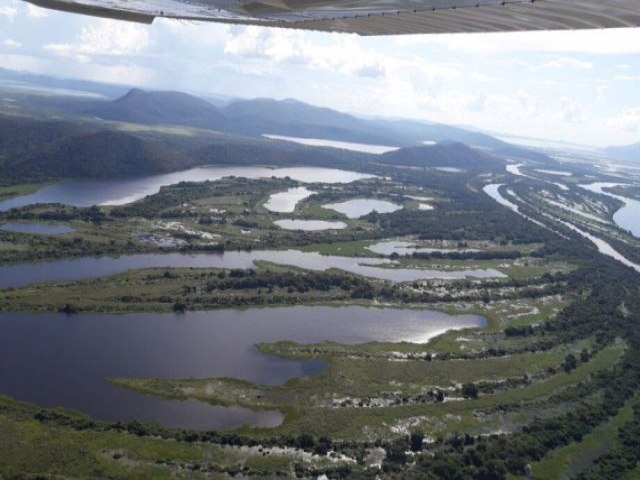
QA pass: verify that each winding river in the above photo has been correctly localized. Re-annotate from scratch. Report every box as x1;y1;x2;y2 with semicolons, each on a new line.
0;249;506;289
580;183;640;238
484;183;640;273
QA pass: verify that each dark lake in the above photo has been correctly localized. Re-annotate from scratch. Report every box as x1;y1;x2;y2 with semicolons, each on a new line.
0;307;485;430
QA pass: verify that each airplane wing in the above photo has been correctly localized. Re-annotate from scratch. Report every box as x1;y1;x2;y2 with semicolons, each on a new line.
23;0;640;35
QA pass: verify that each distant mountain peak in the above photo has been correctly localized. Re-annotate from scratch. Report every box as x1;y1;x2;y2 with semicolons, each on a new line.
604;141;640;161
85;87;225;128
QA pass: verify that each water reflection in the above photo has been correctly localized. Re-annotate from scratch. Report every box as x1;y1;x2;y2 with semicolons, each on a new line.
322;199;402;219
367;241;479;256
0;307;485;429
0;166;373;211
264;187;315;213
274;219;347;231
263;134;398;154
580;182;640;238
0;249;507;289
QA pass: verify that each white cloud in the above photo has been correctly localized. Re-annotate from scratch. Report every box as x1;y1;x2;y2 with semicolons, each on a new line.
596;84;608;105
530;57;593;71
471;72;501;83
43;19;150;61
516;90;540;117
3;38;21;48
614;75;640;82
352;61;385;79
224;27;304;62
0;53;51;72
467;91;488;112
404;28;640;55
224;26;388;78
603;107;640;132
560;98;585;124
0;52;155;85
416;90;493;114
26;3;48;17
0;5;17;20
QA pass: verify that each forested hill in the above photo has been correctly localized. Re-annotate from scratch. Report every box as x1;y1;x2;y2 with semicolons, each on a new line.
0;84;548;181
7;131;192;180
604;141;640;161
78;89;227;129
0;115;89;157
377;142;504;172
221;97;399;145
0;112;512;181
0;114;372;181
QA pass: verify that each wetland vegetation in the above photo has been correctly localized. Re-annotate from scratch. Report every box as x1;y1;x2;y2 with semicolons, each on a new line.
1;83;640;479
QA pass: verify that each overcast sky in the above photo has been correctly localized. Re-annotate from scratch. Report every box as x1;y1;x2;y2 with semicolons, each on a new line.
1;0;640;147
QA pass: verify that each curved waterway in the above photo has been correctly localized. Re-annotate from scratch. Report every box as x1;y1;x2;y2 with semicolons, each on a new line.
484;183;640;273
0;250;506;289
0;307;485;430
580;183;640;238
483;184;549;230
0;166;373;211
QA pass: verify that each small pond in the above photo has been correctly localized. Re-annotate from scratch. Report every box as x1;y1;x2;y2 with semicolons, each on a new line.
263;187;315;213
273;219;347;231
322;199;402;219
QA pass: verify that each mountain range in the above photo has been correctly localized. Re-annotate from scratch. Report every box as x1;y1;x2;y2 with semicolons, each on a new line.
0;69;559;181
65;87;545;161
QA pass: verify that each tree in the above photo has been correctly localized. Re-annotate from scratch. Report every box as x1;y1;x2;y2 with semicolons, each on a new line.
580;348;591;363
172;302;187;313
296;434;314;450
462;383;479;399
410;432;424;452
563;353;578;372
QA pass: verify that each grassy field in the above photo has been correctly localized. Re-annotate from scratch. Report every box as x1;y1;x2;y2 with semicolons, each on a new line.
1;173;635;478
0;182;44;201
0;265;378;312
0;254;567;314
527;396;636;479
110;338;616;442
0;397;336;479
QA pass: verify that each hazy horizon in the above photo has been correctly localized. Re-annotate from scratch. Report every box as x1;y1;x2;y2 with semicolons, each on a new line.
2;0;640;148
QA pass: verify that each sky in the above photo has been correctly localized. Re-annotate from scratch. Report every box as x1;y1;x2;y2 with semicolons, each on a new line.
1;0;640;147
